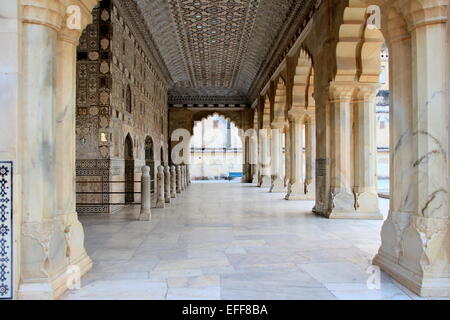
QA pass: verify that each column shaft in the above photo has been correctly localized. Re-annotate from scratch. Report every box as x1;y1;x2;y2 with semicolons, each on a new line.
305;116;316;199
269;128;285;192
353;87;381;218
286;117;306;200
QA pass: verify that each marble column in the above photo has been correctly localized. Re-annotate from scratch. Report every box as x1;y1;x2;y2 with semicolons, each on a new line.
285;112;307;200
328;85;357;218
186;165;191;186
18;4;68;300
55;26;92;277
304;115;316;199
374;10;450;297
164;166;171;204
156;166;165;208
258;129;272;187
176;165;182;193
170;165;177;198
181;165;186;191
270;126;285;193
353;85;382;219
284;124;291;188
250;131;259;184
139;166;152;221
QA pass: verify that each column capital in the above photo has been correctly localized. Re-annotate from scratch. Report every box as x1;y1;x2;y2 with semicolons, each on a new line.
57;27;82;45
408;3;448;30
355;83;380;102
287;108;307;123
271;119;287;130
329;83;356;103
21;0;64;30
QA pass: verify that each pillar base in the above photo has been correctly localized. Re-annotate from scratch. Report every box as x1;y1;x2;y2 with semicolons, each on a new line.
321;191;383;220
373;251;450;297
285;182;308;200
259;175;271;188
17;253;92;300
270;177;285;193
155;201;165;209
327;211;384;220
139;209;151;221
305;182;315;200
284;177;290;188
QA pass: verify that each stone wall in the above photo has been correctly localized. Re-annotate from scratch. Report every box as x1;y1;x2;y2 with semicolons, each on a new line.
75;0;169;214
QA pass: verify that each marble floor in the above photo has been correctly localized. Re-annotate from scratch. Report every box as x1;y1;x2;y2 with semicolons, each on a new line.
63;182;429;300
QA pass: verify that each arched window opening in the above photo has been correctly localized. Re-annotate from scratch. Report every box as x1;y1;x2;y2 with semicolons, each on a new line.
125;84;132;113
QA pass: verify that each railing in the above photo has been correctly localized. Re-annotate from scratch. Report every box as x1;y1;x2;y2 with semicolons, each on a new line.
76;180;142;206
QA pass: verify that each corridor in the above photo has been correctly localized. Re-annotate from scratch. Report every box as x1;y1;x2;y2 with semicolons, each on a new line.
63;182;421;300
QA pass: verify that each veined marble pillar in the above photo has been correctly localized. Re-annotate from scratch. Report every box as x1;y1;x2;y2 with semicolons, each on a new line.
269;126;285;193
164;166;171;204
285;113;307;200
374;10;450;297
249;130;259;184
170;165;177;198
181;165;186;190
18;4;69;300
258;129;271;187
284;125;291;187
55;26;92;279
305;115;316;199
186;165;191;186
353;85;382;219
328;86;357;218
176;165;182;193
156;166;165;208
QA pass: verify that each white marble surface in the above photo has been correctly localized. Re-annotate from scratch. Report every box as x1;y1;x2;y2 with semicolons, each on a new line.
62;183;445;300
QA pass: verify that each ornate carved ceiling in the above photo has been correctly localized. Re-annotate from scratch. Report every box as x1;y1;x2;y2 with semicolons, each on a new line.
131;0;316;105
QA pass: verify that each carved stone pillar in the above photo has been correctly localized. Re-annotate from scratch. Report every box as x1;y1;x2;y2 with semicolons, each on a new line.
55;25;93;280
305;114;316;199
164;166;171;204
18;2;68;300
170;165;177;198
285;112;307;200
139;166;152;221
181;165;186;191
284;124;291;187
186;165;191;186
269;125;285;192
374;8;450;297
327;85;356;218
258;129;271;187
156;166;165;208
176;165;182;193
353;85;382;219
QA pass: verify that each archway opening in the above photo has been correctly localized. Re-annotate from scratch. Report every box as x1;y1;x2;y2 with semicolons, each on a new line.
190;114;243;181
124;134;134;203
376;44;390;197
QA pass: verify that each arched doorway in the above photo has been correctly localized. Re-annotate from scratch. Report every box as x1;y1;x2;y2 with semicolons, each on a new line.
124;134;134;203
189;114;243;181
145;136;155;194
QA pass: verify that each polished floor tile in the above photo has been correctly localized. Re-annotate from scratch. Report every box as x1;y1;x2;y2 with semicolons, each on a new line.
62;182;425;300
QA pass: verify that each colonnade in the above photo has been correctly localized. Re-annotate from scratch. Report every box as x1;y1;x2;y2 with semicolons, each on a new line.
140;164;191;218
1;0;448;300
